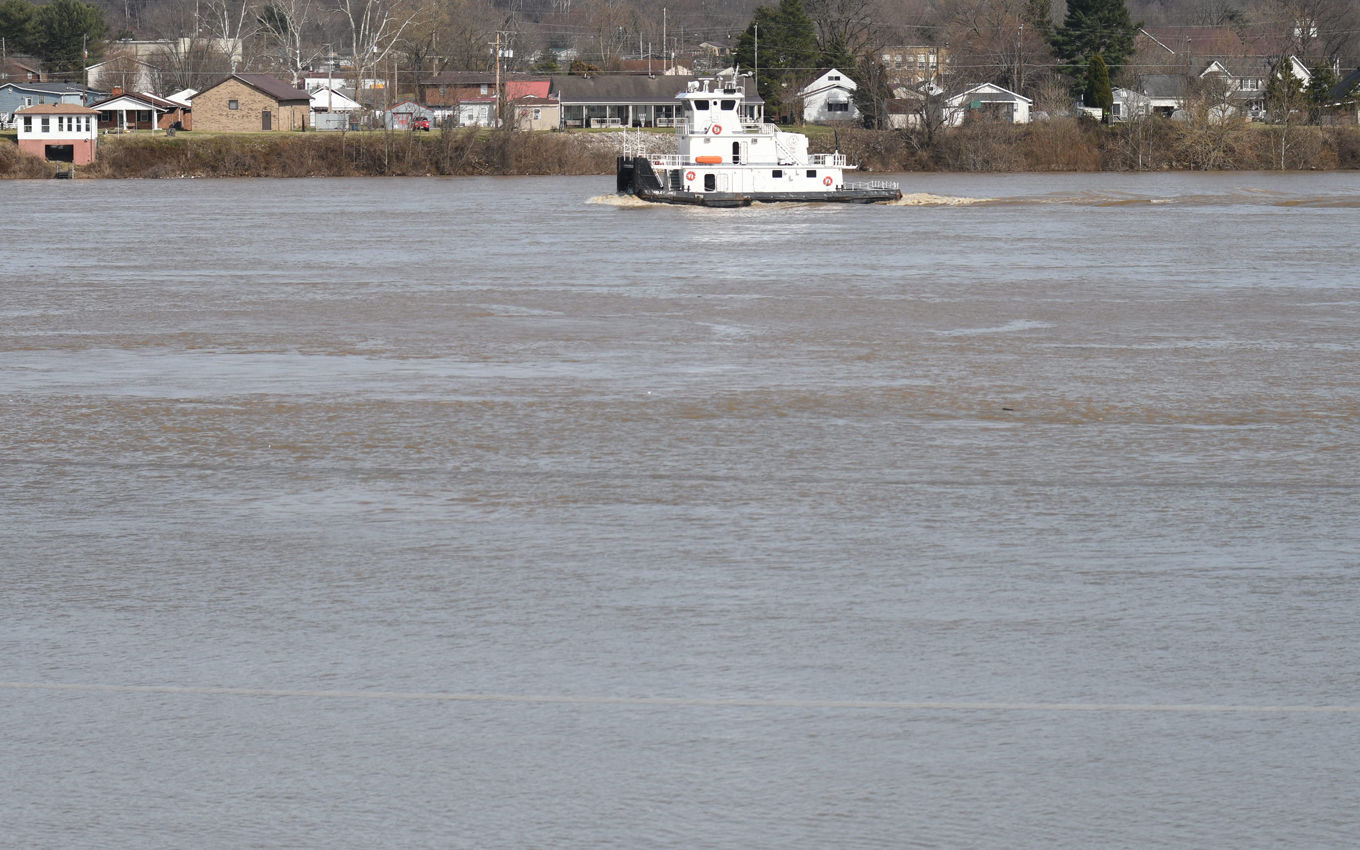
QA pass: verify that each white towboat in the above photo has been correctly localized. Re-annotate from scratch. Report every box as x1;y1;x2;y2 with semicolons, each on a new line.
616;77;901;207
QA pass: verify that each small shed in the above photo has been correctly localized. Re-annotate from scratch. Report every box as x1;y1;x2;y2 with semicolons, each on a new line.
15;103;100;165
384;100;435;130
512;95;560;131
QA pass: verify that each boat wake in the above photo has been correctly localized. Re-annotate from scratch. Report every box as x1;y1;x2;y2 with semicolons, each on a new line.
889;193;996;206
587;194;656;207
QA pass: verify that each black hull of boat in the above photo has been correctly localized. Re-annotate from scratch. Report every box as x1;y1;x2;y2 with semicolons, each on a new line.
616;155;900;206
633;188;901;206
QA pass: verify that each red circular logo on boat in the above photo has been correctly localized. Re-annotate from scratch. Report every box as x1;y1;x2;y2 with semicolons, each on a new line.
823;176;834;186
686;170;696;181
712;124;723;135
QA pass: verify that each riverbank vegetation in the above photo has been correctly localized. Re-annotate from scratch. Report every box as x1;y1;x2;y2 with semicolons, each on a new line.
4;121;1358;179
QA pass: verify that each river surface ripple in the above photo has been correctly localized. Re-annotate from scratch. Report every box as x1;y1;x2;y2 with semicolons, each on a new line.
2;172;1359;848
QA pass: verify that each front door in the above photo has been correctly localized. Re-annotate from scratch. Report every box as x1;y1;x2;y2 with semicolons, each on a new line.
262;110;272;131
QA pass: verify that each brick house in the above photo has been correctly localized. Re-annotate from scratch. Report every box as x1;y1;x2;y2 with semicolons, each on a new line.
91;90;191;132
191;73;311;132
418;72;549;108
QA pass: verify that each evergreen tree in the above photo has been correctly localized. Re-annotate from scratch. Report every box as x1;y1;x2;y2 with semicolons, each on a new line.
1264;56;1305;123
29;0;104;76
734;0;820;122
818;35;856;76
0;0;35;54
1306;62;1338;123
1052;0;1137;85
1083;54;1113;121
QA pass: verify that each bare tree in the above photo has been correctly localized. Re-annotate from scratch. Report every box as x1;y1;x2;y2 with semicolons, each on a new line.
805;0;880;55
428;0;502;73
100;45;145;91
201;0;258;71
937;0;1054;94
258;0;324;85
1252;0;1360;61
335;0;425;105
148;39;232;92
1176;71;1242;169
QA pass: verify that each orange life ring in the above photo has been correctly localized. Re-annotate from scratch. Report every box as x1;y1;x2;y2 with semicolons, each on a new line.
712;124;723;135
685;170;696;181
823;176;834;186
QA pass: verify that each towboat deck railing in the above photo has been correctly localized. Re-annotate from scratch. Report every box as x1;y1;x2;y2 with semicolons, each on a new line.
646;154;687;167
847;179;901;191
809;153;848;166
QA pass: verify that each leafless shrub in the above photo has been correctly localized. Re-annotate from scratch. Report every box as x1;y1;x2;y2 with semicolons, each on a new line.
0;140;54;178
937;116;1025;171
1022;118;1102;170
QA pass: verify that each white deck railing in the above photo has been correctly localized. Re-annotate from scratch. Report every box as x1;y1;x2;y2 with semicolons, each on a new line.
847;179;900;191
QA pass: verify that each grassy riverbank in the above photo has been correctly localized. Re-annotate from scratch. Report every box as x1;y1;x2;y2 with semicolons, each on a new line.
4;121;1359;179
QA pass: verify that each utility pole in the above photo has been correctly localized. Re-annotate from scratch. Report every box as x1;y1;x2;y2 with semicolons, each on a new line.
494;30;501;128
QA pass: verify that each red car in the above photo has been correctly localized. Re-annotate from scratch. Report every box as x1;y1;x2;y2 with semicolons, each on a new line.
411;117;431;131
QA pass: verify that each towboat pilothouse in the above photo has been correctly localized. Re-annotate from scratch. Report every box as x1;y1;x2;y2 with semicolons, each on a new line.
616;77;902;207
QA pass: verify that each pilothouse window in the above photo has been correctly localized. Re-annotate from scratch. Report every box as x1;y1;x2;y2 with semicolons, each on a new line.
720;99;736;110
693;99;709;110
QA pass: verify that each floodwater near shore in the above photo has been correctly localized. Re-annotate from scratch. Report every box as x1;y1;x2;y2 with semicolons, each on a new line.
2;172;1359;849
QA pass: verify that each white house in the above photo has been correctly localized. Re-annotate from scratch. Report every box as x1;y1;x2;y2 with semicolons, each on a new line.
799;68;859;123
15;102;99;164
310;87;361;113
1111;75;1185;120
945;83;1031;125
165;88;196;108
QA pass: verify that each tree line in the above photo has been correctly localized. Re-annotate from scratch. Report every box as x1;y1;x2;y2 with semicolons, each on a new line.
4;0;1356;125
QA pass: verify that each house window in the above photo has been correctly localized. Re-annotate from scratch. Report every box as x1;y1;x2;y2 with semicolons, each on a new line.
24;96;33;106
228;99;239;110
828;101;850;112
829;74;841;81
532;108;541;119
22;116;31;131
771;169;783;178
480;84;488;95
41;117;49;131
